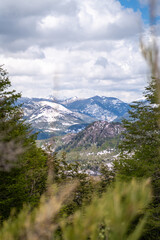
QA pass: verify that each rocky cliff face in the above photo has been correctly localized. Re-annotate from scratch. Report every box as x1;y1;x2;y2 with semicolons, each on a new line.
56;121;124;151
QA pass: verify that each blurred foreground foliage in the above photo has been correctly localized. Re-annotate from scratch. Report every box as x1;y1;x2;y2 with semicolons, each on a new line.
0;179;151;240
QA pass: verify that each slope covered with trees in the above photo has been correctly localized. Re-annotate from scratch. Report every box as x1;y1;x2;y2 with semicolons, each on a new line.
114;18;160;237
0;66;48;221
114;80;160;239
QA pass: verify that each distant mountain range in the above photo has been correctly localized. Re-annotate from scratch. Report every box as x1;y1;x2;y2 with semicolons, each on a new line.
17;96;130;139
64;96;130;122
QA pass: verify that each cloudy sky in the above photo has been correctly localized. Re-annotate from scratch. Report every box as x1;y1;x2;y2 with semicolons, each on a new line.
0;0;159;102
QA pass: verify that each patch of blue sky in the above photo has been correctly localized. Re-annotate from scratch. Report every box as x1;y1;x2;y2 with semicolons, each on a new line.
119;0;150;24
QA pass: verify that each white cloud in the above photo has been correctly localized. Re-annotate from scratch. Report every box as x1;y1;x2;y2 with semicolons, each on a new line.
0;0;152;102
39;15;70;30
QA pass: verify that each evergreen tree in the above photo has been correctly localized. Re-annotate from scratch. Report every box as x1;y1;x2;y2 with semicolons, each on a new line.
116;79;160;176
0;66;48;221
0;66;24;170
114;78;160;239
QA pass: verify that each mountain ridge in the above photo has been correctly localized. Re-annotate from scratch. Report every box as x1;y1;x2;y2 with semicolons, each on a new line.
63;95;130;122
17;95;130;139
55;120;124;152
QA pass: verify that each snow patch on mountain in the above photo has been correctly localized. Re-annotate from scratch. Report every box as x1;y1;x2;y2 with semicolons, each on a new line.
40;101;71;113
82;103;117;122
28;106;60;123
61;96;80;104
111;99;123;104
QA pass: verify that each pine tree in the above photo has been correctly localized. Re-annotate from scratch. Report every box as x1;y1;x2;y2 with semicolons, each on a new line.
114;78;160;239
0;66;48;221
0;66;24;169
116;79;160;176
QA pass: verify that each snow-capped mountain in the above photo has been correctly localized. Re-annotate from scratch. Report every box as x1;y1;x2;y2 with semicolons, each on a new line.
60;96;80;104
63;96;130;122
17;97;94;139
17;96;130;139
